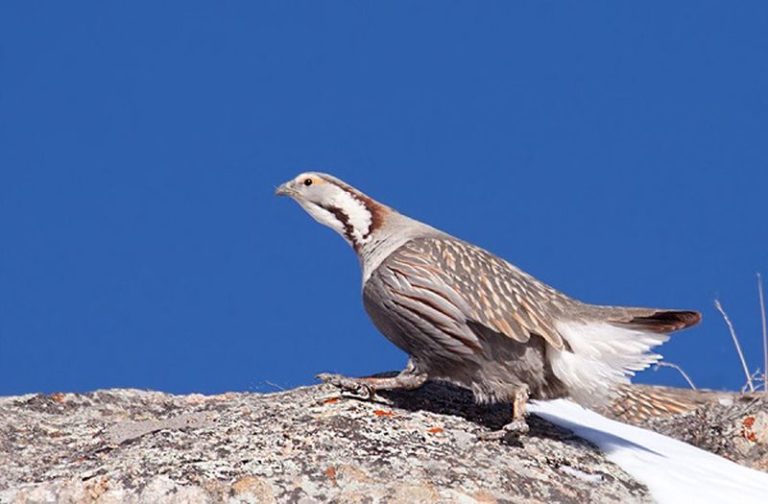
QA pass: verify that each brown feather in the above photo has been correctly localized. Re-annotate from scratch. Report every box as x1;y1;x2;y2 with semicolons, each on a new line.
616;310;702;333
604;384;738;423
394;238;570;351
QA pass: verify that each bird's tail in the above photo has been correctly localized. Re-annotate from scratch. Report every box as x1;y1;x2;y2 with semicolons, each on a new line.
548;307;701;407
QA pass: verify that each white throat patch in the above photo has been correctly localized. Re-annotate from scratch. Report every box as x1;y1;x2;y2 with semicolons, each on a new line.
298;185;374;250
327;188;373;246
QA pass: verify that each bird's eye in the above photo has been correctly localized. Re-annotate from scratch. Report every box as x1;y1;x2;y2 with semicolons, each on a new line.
303;178;313;187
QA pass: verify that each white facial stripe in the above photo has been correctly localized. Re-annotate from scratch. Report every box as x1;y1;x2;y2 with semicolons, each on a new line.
294;184;374;250
327;188;373;246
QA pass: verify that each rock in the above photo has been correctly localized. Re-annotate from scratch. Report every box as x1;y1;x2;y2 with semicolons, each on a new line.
624;386;768;473
0;382;657;503
2;380;763;503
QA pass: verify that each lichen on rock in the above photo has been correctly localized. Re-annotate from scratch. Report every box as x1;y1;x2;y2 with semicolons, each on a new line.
0;382;658;503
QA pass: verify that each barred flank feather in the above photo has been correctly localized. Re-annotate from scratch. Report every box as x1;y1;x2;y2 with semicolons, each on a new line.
604;384;731;424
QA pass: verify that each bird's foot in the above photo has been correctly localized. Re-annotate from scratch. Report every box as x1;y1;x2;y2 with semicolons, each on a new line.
478;418;530;441
316;373;378;400
316;369;428;404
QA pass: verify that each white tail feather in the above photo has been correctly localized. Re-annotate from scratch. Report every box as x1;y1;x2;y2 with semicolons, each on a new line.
549;320;670;406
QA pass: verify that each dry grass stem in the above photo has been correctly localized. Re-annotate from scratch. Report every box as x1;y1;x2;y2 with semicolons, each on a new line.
714;299;755;392
264;380;286;391
744;369;765;393
653;361;697;389
758;273;767;393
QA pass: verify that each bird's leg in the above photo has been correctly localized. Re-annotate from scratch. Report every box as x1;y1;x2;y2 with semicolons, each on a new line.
317;360;428;400
508;386;531;434
479;386;531;440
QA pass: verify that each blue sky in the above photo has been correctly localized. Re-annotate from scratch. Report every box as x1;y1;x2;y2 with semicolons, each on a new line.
1;2;766;396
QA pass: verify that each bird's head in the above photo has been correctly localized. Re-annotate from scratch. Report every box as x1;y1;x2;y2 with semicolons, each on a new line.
275;172;390;251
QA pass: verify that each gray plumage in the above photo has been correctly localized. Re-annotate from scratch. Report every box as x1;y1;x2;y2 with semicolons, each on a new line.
363;236;570;404
363;235;699;405
276;172;701;433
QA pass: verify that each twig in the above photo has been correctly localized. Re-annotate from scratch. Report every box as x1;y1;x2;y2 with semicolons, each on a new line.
653;361;697;390
758;273;767;393
743;369;765;393
264;381;286;391
714;299;755;392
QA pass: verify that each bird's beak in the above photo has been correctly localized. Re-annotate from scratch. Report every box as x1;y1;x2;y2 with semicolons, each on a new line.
275;182;292;196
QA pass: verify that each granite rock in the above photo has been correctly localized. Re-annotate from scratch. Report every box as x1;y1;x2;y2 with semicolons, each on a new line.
0;382;655;503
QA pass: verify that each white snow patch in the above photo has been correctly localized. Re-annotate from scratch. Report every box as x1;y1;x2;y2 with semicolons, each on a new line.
529;399;768;504
558;464;604;484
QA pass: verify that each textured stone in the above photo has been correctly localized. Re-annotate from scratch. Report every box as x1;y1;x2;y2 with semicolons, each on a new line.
0;381;658;503
1;380;765;502
3;380;757;503
628;389;768;473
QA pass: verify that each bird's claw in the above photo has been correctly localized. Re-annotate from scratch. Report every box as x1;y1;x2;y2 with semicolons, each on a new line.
316;373;376;400
478;418;530;441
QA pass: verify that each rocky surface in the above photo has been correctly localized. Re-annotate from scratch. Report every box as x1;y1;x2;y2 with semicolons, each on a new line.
0;382;655;504
0;380;765;504
629;387;768;473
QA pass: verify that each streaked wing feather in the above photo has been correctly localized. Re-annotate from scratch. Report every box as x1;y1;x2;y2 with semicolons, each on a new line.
378;260;481;356
383;237;568;351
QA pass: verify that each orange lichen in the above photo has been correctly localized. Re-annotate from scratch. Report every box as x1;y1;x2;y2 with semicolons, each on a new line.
322;397;340;404
373;409;394;417
742;416;758;442
325;465;337;482
427;427;444;434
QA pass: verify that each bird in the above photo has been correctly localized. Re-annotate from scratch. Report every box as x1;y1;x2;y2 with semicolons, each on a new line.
275;172;701;437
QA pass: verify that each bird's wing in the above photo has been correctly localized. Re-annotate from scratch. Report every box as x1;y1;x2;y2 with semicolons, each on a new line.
371;245;483;357
379;236;569;351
